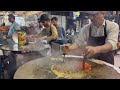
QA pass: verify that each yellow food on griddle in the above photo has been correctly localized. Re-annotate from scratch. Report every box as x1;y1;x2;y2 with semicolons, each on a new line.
51;60;91;79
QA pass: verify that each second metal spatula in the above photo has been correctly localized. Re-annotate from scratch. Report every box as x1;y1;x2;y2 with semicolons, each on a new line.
83;54;87;70
63;53;66;62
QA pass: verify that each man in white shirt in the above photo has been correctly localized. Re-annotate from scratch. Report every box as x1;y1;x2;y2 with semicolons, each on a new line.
5;14;20;45
63;11;119;64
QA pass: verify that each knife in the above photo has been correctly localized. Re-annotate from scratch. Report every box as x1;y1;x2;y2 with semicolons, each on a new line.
62;45;68;63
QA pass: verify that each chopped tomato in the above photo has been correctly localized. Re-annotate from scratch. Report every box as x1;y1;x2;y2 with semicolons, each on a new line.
74;61;91;73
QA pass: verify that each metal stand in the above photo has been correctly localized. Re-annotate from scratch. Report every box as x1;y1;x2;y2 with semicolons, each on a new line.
0;55;5;79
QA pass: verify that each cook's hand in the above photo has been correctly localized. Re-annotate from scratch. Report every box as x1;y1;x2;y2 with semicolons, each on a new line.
85;46;100;58
62;44;71;54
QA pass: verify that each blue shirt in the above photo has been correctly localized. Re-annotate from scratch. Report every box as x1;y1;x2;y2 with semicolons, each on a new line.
7;21;20;45
57;26;66;40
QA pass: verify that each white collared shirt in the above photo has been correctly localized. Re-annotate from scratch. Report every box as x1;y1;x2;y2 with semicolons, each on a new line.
75;20;119;50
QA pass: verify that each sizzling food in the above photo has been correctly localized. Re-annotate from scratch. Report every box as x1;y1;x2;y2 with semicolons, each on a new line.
51;60;91;79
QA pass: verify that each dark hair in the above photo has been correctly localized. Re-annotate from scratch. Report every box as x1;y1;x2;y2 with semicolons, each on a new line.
39;14;50;22
51;17;58;21
8;14;15;20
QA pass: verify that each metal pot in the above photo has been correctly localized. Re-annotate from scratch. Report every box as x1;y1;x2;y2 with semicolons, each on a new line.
12;30;26;44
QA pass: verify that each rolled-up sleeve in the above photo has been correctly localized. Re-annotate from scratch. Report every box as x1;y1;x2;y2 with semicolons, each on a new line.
106;22;119;50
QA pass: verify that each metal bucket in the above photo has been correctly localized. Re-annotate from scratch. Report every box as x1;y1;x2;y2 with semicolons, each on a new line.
18;32;26;46
12;30;27;45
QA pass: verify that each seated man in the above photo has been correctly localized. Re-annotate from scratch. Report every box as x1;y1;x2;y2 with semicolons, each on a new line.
51;17;66;39
51;17;67;45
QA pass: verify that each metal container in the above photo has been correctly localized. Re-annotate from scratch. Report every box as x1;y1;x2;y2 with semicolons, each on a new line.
18;31;26;46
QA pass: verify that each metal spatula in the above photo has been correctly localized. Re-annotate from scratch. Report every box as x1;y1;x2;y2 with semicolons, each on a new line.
83;52;88;70
63;52;66;63
83;56;86;70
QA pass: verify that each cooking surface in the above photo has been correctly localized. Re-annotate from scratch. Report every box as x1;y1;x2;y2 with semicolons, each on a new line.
0;43;50;52
14;56;120;79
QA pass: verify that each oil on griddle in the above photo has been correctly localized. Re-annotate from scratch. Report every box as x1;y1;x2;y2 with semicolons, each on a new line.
85;60;120;79
32;57;120;79
32;64;57;79
51;59;120;79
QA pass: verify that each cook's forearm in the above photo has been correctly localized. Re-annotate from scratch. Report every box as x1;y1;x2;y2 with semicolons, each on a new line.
96;43;113;53
45;36;55;42
69;43;80;50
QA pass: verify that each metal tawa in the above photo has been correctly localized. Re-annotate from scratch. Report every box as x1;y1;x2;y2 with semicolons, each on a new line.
14;57;57;79
14;56;120;79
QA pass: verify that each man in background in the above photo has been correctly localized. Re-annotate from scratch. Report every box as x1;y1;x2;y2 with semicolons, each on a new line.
51;17;66;40
38;14;58;44
3;14;20;45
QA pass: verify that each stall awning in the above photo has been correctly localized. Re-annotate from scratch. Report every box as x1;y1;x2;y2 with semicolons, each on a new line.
15;11;26;15
15;11;43;15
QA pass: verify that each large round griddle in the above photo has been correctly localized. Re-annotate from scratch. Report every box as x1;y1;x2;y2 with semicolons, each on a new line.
14;56;120;79
14;57;57;79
